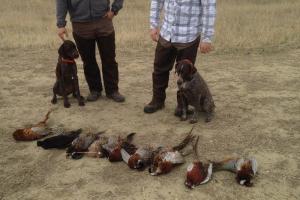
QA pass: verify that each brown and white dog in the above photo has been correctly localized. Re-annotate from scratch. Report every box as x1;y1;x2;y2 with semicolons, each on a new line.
51;40;85;108
175;59;215;123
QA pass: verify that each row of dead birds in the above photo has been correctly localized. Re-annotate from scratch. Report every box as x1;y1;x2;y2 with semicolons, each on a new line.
13;109;258;188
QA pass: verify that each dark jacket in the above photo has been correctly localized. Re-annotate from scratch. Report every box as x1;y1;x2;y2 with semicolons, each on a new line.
56;0;124;27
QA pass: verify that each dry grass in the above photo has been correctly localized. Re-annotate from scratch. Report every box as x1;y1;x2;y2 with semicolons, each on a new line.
0;0;300;52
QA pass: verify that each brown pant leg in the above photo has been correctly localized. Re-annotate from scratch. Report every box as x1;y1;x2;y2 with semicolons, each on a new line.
96;32;119;95
73;32;103;93
153;41;177;103
176;37;200;64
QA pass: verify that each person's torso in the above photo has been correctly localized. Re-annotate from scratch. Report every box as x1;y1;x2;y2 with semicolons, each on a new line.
68;0;110;22
160;0;202;43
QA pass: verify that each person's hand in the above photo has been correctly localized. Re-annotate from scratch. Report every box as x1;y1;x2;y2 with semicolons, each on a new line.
58;27;68;41
104;11;115;20
150;28;159;42
199;42;213;54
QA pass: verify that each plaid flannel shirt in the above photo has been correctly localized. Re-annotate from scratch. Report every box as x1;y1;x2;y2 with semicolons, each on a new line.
150;0;216;43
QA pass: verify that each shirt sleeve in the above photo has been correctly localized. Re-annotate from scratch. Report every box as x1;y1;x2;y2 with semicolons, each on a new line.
56;0;68;28
150;0;164;29
111;0;124;15
201;0;216;43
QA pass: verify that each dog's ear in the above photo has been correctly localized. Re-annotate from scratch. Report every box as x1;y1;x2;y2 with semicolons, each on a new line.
58;43;65;57
190;63;197;74
175;62;183;74
175;62;180;74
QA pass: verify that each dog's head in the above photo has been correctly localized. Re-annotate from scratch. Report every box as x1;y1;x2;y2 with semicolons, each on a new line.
58;40;79;59
175;59;197;85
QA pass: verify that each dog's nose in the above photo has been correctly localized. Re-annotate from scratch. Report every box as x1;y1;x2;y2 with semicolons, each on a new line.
177;78;183;86
73;51;79;58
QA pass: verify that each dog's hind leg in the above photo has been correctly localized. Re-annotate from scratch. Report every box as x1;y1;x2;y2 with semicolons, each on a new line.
203;97;215;123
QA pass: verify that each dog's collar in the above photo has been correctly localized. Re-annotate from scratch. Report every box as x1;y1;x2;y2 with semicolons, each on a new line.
181;59;194;66
61;58;75;64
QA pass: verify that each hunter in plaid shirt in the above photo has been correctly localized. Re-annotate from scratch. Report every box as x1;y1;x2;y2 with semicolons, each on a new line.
144;0;217;114
150;0;216;43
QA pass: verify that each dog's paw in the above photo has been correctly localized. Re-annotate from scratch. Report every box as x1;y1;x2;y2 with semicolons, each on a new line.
205;117;212;123
64;102;71;108
187;109;194;115
51;99;57;104
205;113;213;123
181;115;188;121
189;118;198;124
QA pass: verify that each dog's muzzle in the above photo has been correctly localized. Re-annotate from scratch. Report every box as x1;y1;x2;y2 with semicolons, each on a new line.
73;51;79;59
177;77;183;87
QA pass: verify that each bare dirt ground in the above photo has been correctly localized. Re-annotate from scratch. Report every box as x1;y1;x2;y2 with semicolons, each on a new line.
0;47;299;200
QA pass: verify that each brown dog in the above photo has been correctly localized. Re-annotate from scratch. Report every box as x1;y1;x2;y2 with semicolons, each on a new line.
175;59;215;123
51;40;84;108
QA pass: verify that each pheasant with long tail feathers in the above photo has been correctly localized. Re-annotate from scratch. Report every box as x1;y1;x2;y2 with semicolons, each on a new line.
13;109;59;141
185;136;213;189
148;127;196;176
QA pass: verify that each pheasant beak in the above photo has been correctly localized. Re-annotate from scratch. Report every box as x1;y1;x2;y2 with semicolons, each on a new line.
184;181;193;189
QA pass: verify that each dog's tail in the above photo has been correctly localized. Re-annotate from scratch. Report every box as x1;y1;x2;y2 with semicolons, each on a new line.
173;126;195;151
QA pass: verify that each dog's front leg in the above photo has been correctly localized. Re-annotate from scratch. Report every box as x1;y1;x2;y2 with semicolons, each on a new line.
190;95;201;124
175;90;183;117
72;64;85;106
51;81;58;104
60;67;70;108
181;93;188;121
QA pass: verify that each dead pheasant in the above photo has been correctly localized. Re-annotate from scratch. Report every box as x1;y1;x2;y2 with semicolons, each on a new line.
121;145;155;170
101;133;137;162
211;157;258;187
13;109;57;141
185;136;213;189
66;131;105;159
85;136;109;158
148;127;196;176
37;129;82;149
